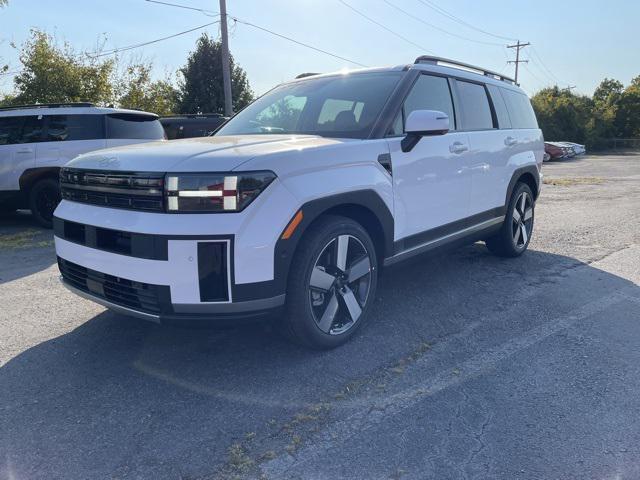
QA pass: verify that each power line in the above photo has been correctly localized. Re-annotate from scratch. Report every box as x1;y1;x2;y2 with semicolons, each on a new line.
229;16;369;67
337;0;434;54
522;63;547;89
88;22;219;58
416;0;517;42
529;46;570;87
142;0;369;67
144;0;218;17
0;21;219;76
382;0;503;47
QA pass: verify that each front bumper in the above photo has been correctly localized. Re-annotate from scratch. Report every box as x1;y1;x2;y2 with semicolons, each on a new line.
59;276;284;323
53;198;295;322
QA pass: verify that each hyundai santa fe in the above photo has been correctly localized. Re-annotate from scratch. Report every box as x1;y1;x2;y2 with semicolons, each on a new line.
53;56;544;349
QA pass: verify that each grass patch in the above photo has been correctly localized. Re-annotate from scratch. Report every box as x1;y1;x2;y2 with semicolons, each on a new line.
0;229;47;249
543;176;605;186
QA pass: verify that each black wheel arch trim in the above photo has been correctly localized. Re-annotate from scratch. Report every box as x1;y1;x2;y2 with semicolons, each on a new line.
506;164;540;204
274;189;394;294
19;167;62;193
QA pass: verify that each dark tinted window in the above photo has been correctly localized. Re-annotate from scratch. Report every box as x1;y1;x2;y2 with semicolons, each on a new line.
45;115;104;141
456;81;494;130
106;114;164;140
487;84;512;129
389;74;455;136
21;116;45;143
501;88;538;129
0;117;24;145
0;116;45;145
216;72;403;139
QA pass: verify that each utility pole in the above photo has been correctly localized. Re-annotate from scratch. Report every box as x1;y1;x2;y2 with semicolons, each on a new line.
219;0;233;116
507;40;530;85
563;85;577;93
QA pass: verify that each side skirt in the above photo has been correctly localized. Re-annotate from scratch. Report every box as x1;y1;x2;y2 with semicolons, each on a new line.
384;215;504;267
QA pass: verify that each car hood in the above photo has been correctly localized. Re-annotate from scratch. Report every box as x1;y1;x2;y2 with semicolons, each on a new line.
66;135;347;172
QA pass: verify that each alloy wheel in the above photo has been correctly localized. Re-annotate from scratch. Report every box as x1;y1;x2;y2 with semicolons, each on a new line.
512;191;533;249
308;234;372;335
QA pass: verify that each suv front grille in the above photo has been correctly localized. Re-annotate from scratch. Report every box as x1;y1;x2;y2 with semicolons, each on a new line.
60;168;165;212
58;257;168;314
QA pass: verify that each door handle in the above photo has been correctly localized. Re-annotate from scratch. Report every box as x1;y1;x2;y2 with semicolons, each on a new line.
16;148;33;154
449;142;468;154
504;136;518;147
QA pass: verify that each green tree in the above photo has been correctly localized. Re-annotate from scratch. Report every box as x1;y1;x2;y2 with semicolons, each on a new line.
178;33;253;114
617;76;640;138
117;62;179;115
531;86;593;145
10;30;115;105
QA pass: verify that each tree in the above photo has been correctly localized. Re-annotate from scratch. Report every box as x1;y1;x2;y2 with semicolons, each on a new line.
117;62;179;115
617;76;640;138
11;30;115;105
531;87;593;144
179;33;253;114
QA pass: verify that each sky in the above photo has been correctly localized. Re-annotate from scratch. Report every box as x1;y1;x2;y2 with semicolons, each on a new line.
1;0;639;98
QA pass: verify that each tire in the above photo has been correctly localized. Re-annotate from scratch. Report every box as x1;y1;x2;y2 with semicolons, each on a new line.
282;215;379;349
29;178;60;228
486;182;535;257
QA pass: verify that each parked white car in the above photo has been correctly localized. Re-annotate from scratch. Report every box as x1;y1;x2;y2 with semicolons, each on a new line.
54;57;544;348
559;142;586;155
0;103;164;226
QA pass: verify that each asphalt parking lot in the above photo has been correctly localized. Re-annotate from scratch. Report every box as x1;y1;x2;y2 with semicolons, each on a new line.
1;152;640;480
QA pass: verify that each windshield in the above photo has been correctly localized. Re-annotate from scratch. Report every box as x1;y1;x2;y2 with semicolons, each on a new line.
216;72;403;139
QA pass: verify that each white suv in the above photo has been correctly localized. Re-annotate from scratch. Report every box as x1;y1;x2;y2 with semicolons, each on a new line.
0;103;165;227
53;57;543;348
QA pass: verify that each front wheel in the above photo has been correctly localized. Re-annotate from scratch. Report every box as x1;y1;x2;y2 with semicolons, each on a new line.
486;182;535;257
282;215;378;349
29;178;60;228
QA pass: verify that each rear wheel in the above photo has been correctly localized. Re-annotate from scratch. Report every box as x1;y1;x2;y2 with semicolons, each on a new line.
282;215;378;349
486;182;534;257
29;178;60;228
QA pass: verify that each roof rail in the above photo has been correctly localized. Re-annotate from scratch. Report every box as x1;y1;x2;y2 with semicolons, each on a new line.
414;56;516;85
295;72;321;79
0;102;96;112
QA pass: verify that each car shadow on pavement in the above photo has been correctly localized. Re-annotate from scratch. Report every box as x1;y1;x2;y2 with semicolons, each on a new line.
0;211;55;284
1;245;639;479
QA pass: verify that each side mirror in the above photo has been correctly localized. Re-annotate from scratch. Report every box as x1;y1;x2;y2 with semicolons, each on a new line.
401;110;450;152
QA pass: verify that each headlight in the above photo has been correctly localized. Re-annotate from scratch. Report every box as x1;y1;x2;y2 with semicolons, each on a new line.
165;171;276;212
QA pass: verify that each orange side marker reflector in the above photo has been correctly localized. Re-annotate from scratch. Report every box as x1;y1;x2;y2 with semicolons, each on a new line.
281;210;303;240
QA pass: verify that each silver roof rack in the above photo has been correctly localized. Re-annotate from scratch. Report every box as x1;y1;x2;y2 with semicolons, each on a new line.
414;56;516;85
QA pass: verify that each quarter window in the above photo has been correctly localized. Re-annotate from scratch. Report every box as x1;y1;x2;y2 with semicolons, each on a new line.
501;88;538;129
45;115;104;141
487;84;512;129
456;80;494;130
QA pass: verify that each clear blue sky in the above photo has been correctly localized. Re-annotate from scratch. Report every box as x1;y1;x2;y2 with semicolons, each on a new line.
1;0;638;98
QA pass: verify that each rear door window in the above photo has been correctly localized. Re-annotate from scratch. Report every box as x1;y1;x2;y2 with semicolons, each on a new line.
106;114;164;140
44;115;104;141
501;88;538;129
456;80;494;131
20;116;45;143
487;84;512;129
